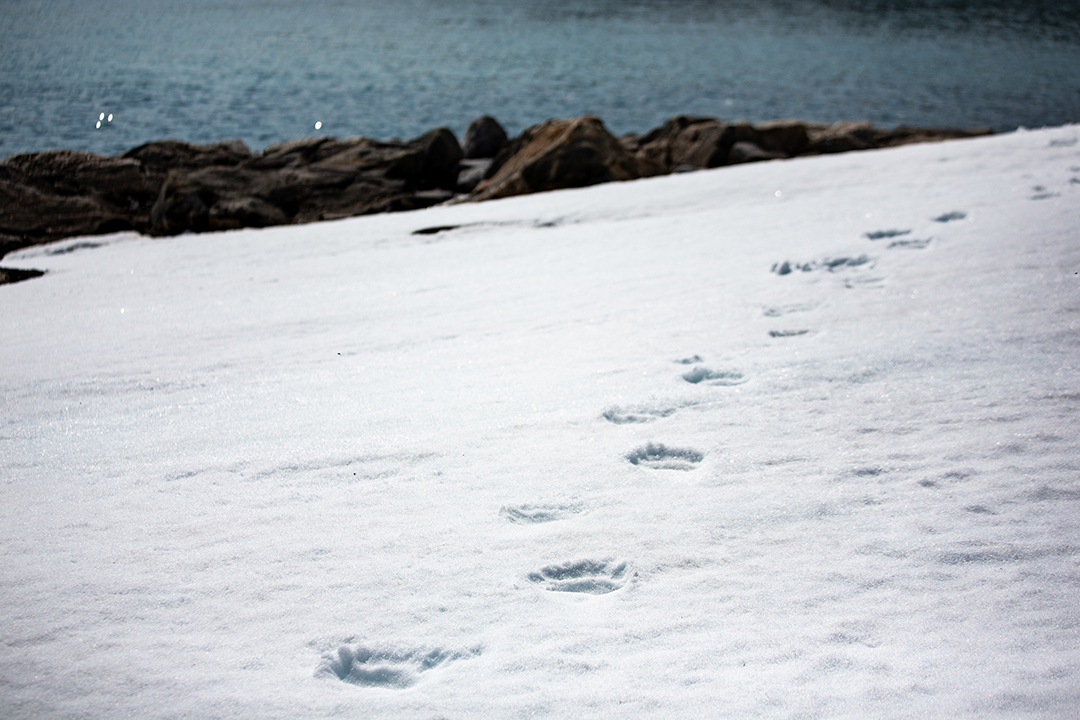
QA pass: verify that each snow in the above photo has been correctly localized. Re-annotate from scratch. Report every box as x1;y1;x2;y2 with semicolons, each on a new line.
2;126;1079;718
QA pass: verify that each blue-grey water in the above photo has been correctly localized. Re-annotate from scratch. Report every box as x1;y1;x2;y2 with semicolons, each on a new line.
2;0;1079;159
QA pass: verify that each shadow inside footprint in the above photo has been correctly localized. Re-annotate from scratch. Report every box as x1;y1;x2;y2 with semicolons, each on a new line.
528;559;630;594
864;229;911;240
626;442;704;470
933;211;966;222
769;329;810;338
500;501;584;524
317;645;478;688
772;255;872;275
887;238;931;249
682;367;747;385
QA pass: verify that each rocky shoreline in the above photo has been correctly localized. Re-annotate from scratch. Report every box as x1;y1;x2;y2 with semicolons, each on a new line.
0;114;990;274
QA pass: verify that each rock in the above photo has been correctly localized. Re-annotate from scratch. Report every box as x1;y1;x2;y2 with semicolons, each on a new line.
874;125;993;148
727;141;786;164
470;115;665;202
805;121;992;155
123;139;251;174
626;116;742;171
461;116;509;159
0;150;156;256
806;121;881;153
752;119;810;156
0;266;45;286
384;127;464;190
149;128;463;235
627;115;810;171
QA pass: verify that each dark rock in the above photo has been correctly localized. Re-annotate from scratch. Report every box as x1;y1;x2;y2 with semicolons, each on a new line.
0;151;152;255
626;116;747;171
875;125;993;148
628;117;809;171
804;121;992;155
470;115;665;202
728;141;786;164
752;119;810;156
123;139;251;174
148;128;463;235
461;116;509;159
0;266;45;286
806;121;881;153
383;127;463;190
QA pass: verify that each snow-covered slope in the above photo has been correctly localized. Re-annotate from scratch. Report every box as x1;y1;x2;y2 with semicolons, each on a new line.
2;126;1079;719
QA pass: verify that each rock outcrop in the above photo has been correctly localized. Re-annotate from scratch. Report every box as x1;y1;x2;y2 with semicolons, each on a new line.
1;128;463;257
0;113;992;265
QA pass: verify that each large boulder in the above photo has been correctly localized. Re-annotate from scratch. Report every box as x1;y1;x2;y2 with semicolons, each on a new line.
470;115;665;202
461;116;509;159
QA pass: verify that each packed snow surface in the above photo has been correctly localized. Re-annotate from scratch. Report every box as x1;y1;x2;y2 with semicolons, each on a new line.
2;126;1079;718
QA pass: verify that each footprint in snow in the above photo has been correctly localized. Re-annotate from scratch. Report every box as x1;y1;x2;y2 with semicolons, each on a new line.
887;238;931;249
864;229;911;240
933;211;966;222
626;442;704;470
317;644;480;688
1030;185;1060;200
674;355;703;365
763;302;818;317
528;558;631;594
769;329;810;338
682;366;747;385
602;404;679;424
500;501;584;524
771;255;873;275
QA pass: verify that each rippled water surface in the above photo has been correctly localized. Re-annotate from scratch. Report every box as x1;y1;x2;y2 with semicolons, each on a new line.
2;0;1079;157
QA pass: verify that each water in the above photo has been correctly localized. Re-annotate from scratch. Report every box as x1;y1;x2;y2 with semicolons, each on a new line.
2;0;1079;159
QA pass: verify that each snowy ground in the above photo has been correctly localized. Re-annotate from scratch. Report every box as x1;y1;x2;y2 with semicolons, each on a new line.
2;126;1079;719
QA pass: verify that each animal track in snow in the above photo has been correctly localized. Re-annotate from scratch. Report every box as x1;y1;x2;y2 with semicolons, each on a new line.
44;241;105;255
317;644;480;688
500;501;584;524
763;302;819;317
682;366;747;385
769;329;810;338
528;559;631;594
933;211;967;222
603;405;677;424
626;442;704;470
1030;185;1060;200
674;355;703;365
771;255;872;275
887;238;931;249
864;229;911;240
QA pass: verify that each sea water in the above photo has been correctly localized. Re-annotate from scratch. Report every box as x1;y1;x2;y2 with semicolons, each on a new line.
2;0;1079;158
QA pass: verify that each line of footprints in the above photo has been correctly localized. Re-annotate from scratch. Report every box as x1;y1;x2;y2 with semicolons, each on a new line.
506;209;976;603
318;209;976;687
